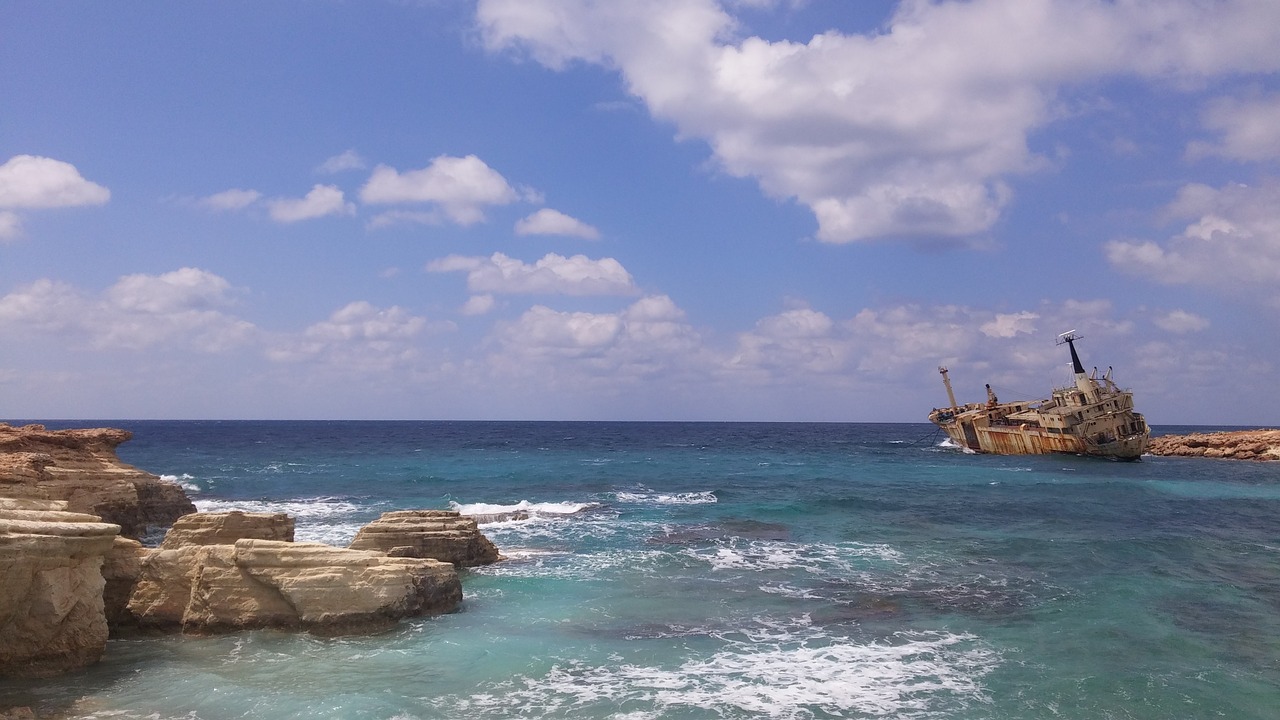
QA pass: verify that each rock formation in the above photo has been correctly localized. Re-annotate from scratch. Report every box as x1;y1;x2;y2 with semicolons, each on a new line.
348;510;502;566
0;424;195;540
159;510;294;548
1147;429;1280;461
127;539;460;634
126;511;462;634
0;498;120;678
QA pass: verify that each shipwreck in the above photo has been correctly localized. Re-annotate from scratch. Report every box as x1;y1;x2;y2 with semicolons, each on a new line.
928;331;1150;460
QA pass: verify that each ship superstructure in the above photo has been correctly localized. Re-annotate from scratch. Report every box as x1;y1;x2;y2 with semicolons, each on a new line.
928;332;1149;460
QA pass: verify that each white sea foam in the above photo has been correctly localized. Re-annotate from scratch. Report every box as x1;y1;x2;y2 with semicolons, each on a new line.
685;538;905;576
193;497;374;546
614;490;717;505
758;583;822;599
194;497;366;520
161;473;200;493
455;630;996;718
472;545;669;581
450;500;598;524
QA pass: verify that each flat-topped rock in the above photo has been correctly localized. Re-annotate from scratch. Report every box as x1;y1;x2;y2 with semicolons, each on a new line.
1148;429;1280;461
0;424;195;540
349;510;501;567
0;499;121;678
127;539;460;635
160;511;295;549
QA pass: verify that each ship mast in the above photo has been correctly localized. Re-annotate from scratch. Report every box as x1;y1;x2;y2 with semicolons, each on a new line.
938;366;958;409
1057;330;1099;403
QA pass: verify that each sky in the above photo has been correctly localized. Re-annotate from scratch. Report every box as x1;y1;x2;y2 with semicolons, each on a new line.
2;0;1279;424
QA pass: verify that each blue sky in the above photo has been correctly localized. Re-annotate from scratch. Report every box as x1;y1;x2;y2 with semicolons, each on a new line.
2;0;1278;423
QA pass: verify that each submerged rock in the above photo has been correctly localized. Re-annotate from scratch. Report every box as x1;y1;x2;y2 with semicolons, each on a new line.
348;510;502;567
0;424;195;540
0;498;120;678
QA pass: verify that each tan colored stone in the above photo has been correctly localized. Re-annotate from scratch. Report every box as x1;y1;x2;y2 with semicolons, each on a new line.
159;511;295;549
128;539;460;635
1147;429;1280;461
348;510;501;567
102;537;148;628
0;503;120;678
0;424;195;539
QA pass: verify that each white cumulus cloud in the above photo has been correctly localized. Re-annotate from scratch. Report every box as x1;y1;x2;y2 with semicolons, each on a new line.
476;0;1280;242
490;295;703;380
267;184;355;223
199;188;262;211
267;301;444;370
980;312;1039;338
515;208;601;239
426;252;637;296
461;294;497;316
317;149;368;174
1154;310;1210;334
1105;181;1280;299
360;154;521;225
0;155;110;209
1188;92;1280;161
0;268;254;352
0;211;20;241
0;155;110;239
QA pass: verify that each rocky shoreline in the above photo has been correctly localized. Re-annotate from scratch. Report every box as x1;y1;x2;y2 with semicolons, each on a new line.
1147;429;1280;461
0;423;502;714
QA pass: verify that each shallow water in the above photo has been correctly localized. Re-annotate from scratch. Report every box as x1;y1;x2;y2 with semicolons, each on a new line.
3;421;1278;719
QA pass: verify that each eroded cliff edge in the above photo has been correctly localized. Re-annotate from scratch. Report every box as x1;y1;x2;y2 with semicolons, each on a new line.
0;424;195;539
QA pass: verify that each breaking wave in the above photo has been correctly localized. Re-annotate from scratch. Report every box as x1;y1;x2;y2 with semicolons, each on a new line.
450;623;996;718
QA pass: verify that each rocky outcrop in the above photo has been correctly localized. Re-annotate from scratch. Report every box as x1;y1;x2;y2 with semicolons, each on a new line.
159;511;294;549
127;539;461;635
0;498;120;678
348;510;502;567
1148;429;1280;461
102;537;148;628
0;424;195;540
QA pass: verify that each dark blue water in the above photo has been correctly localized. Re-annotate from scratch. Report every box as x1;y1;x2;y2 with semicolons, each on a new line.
4;421;1278;719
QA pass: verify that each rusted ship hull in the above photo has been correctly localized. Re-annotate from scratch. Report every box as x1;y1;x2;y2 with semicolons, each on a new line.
929;332;1149;461
936;417;1149;460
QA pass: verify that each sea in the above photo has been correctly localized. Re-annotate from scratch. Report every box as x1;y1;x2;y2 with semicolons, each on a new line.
3;420;1279;720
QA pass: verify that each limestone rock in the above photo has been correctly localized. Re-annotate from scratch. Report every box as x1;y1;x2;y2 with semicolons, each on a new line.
127;539;460;635
0;499;121;678
348;510;501;567
102;537;147;629
0;424;195;540
1147;429;1280;461
159;511;295;549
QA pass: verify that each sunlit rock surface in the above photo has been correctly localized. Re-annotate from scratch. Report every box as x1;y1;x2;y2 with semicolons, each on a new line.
1148;429;1280;461
348;509;502;567
0;424;195;540
0;498;120;678
128;536;461;634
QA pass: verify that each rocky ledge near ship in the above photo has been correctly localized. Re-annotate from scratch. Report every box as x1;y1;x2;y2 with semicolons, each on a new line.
1147;429;1280;461
0;424;195;540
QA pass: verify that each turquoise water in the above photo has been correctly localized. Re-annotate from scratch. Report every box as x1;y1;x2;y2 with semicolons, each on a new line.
3;421;1278;719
